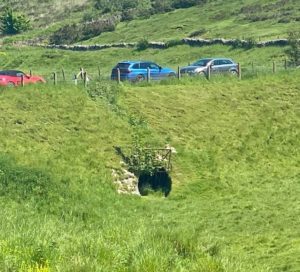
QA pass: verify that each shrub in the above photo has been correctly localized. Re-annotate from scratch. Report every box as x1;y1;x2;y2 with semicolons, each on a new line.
172;0;206;9
49;19;117;44
0;7;30;35
49;24;80;44
286;31;300;66
136;38;149;51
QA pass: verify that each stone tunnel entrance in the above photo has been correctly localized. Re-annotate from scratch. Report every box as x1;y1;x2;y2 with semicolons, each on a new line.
138;168;172;197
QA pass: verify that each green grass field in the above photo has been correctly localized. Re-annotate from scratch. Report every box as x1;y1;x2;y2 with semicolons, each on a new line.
0;70;299;271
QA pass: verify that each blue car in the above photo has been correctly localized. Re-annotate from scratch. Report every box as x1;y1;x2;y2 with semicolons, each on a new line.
111;61;176;82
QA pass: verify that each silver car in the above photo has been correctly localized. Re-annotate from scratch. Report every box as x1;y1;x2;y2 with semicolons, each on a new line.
180;58;238;76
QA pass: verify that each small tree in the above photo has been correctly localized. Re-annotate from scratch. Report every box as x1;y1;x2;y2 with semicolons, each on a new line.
286;32;300;66
0;7;30;35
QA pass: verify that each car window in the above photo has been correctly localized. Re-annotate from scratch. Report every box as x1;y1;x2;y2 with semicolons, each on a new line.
140;63;148;69
221;59;233;65
148;63;159;69
132;63;140;69
115;63;130;69
192;59;211;66
213;60;222;66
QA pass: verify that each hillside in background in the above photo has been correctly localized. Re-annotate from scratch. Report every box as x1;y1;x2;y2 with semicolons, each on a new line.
0;0;299;45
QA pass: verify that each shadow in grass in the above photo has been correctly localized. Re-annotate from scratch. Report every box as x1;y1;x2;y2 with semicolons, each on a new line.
138;168;172;197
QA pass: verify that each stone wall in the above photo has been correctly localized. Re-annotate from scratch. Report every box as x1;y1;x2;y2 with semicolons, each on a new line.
31;38;293;51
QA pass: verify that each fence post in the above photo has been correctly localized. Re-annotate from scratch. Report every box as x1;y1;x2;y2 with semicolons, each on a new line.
273;61;276;73
62;68;66;81
53;72;57;85
177;66;181;80
83;72;88;87
98;66;101;79
238;63;242;80
117;68;121;84
21;75;24;87
207;65;211;80
284;59;287;70
74;74;78;85
80;67;84;79
147;67;151;82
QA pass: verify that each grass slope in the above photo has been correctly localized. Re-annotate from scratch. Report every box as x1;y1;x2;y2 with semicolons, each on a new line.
0;71;299;271
86;0;300;44
1;0;300;45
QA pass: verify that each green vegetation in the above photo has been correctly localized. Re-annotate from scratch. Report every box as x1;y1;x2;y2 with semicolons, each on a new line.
286;31;300;66
1;0;299;45
0;7;30;35
0;71;299;271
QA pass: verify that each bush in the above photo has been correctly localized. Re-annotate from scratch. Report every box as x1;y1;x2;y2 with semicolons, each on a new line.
136;39;149;51
0;7;30;35
286;31;300;66
172;0;206;9
49;24;80;44
49;19;117;44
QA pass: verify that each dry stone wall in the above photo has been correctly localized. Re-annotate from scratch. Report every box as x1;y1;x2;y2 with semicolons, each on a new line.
31;38;292;51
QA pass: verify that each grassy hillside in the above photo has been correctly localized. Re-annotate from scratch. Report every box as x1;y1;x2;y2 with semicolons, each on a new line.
0;71;299;271
1;0;299;45
86;0;300;44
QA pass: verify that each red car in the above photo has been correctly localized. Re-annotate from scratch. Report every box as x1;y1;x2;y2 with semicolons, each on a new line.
0;70;46;87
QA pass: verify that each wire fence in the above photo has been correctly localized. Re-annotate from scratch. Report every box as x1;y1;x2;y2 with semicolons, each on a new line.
23;61;299;87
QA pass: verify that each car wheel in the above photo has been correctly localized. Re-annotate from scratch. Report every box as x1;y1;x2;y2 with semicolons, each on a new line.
168;73;176;78
230;70;238;76
135;74;145;82
7;82;15;87
197;71;205;76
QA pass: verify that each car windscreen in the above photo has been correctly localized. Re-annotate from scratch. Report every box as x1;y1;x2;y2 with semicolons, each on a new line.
192;59;212;66
115;63;130;69
0;70;24;76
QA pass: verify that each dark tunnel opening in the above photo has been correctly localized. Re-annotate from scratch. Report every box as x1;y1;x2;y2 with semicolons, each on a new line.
138;168;172;197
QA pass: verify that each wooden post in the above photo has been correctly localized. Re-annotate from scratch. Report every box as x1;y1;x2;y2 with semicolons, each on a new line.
83;72;88;87
273;61;276;73
29;70;32;76
98;66;101;79
207;65;211;80
21;75;24;87
62;68;66;81
238;63;242;80
74;74;78;85
53;72;57;85
284;59;287;70
147;67;150;82
177;66;181;80
117;68;121;84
